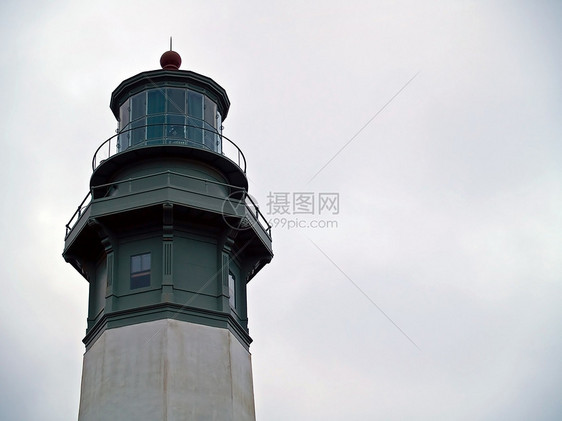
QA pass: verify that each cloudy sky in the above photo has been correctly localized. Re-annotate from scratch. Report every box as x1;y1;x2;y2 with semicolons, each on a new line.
1;1;561;420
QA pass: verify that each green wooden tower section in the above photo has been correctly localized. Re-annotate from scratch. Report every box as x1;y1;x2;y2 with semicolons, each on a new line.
63;50;273;352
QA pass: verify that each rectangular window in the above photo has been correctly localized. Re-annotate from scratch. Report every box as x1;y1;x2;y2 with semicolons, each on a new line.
131;253;151;289
228;271;236;309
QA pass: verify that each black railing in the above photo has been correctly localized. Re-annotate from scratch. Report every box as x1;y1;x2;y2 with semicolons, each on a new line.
243;192;272;236
65;191;92;237
64;170;271;240
92;123;246;172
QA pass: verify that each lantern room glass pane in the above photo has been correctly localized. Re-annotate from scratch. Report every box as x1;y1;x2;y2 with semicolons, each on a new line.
216;112;222;133
204;96;216;127
187;91;203;119
131;118;145;146
131;92;146;121
147;90;165;114
130;93;146;147
118;100;130;151
167;114;185;139
187;92;203;145
120;100;130;128
215;112;222;153
187;117;203;144
167;88;185;114
147;115;164;140
203;122;216;151
203;97;217;151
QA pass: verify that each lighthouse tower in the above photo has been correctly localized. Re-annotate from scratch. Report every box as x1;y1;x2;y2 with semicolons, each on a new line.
63;49;273;420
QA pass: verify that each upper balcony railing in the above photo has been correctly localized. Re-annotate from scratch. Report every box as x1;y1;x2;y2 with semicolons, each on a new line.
64;170;272;240
92;121;246;172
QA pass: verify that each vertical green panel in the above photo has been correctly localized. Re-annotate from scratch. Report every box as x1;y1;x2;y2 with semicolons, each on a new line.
222;253;229;287
163;242;173;277
107;253;114;287
221;252;229;311
173;236;217;295
93;256;107;317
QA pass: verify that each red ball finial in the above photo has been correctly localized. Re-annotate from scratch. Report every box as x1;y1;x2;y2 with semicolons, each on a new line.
160;50;182;70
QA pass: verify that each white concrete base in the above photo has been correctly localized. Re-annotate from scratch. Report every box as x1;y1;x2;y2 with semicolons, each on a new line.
78;319;256;421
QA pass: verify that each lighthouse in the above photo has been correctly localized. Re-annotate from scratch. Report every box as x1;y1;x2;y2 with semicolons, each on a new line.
63;49;273;420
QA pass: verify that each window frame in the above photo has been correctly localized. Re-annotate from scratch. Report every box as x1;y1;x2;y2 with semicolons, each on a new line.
130;252;151;289
228;271;236;309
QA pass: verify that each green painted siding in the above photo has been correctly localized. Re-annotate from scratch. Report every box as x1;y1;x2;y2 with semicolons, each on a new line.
174;234;219;309
64;68;272;351
88;255;107;323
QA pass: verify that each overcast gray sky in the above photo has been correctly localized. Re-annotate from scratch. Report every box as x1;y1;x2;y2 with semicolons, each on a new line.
1;1;561;420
